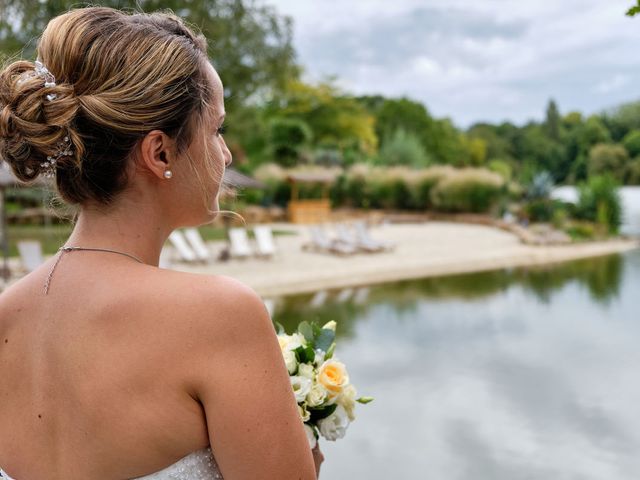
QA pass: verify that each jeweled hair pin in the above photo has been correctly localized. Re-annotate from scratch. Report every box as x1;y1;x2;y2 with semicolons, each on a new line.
40;135;73;178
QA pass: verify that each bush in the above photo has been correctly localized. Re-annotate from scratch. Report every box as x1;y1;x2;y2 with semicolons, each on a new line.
409;166;455;209
524;198;566;223
527;171;554;200
622;130;640;157
587;143;628;182
378;129;431;168
575;175;623;235
430;169;505;213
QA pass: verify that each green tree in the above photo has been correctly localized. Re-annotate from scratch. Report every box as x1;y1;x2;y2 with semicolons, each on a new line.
587;144;629;182
270;80;378;161
377;129;430;168
268;118;312;168
358;96;436;154
622;130;640;157
545;99;561;141
627;1;640;16
0;0;299;108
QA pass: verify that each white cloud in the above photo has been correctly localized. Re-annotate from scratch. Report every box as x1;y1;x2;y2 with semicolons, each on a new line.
267;0;640;127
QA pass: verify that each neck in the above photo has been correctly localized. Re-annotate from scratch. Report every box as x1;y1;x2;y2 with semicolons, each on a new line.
64;197;172;267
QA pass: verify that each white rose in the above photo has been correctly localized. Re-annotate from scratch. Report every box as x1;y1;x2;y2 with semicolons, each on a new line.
298;404;310;422
283;350;297;375
304;424;317;449
337;384;357;421
287;333;305;351
290;376;312;403
297;363;315;380
317;404;350;441
278;333;305;352
306;383;328;408
313;349;326;367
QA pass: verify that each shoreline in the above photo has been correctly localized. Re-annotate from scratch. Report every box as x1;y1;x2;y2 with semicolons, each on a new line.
175;222;639;298
3;222;638;298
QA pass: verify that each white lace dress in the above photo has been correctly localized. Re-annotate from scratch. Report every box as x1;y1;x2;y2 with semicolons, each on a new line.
0;446;223;480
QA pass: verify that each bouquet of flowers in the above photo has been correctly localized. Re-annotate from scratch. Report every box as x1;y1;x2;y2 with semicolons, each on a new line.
276;320;373;448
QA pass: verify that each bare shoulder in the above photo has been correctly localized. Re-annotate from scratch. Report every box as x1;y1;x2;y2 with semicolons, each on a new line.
146;268;271;343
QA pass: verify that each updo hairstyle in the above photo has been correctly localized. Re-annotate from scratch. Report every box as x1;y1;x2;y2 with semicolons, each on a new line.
0;7;214;208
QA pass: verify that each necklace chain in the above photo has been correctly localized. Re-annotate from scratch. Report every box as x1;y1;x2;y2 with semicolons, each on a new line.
44;245;145;295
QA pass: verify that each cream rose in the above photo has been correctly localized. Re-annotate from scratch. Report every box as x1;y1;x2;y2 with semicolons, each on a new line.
278;333;304;352
290;376;312;403
297;362;315;380
318;404;350;441
317;359;349;395
306;383;328;408
283;350;297;374
337;384;357;421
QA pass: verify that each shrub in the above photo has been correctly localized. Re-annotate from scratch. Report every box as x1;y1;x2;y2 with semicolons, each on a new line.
268;118;312;168
430;168;505;213
587;143;628;182
622;130;640;157
409;166;455;209
527;171;554;200
378;129;431;168
575;174;623;235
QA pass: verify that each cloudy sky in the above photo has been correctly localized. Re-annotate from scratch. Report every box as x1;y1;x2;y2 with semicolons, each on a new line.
267;0;640;128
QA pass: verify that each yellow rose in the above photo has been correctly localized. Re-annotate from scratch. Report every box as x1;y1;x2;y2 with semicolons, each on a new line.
317;359;349;395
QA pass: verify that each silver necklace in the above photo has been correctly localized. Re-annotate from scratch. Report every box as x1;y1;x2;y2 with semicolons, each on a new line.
44;246;145;295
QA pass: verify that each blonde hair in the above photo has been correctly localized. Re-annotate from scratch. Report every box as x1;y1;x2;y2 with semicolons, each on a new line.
0;6;221;214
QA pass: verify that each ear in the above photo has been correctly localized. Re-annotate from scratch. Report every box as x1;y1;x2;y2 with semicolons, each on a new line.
138;130;174;179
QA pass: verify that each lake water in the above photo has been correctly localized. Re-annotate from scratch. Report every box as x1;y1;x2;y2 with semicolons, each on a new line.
552;186;640;236
272;250;640;479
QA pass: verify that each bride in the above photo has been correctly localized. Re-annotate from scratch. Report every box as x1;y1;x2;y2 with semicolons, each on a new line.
0;6;322;479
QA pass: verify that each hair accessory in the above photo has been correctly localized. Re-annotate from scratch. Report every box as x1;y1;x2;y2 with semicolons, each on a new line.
17;60;58;100
40;135;73;178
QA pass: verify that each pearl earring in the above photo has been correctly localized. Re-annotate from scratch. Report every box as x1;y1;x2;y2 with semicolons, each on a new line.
163;169;173;179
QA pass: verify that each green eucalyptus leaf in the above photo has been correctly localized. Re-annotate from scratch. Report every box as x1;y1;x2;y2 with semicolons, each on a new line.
298;321;314;343
315;328;335;353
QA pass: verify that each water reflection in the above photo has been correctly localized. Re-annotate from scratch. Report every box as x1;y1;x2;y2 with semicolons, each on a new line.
274;251;640;479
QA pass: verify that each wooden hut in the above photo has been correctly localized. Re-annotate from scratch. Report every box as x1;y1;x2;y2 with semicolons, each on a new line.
286;171;337;224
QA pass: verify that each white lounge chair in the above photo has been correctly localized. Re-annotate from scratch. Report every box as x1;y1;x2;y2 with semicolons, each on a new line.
184;227;213;263
17;240;44;272
353;221;395;252
228;227;253;259
168;230;198;263
307;225;356;256
254;225;277;258
335;223;384;253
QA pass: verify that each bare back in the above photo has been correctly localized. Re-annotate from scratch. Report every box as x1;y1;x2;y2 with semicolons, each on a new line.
0;254;228;478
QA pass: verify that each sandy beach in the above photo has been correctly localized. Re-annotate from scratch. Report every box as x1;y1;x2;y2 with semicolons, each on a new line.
170;222;639;297
3;222;637;297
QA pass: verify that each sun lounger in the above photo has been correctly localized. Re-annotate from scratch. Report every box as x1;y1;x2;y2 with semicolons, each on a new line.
184;227;213;263
335;223;385;253
228;227;253;259
353;221;395;251
306;225;357;256
254;225;277;258
168;230;199;263
17;240;44;272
